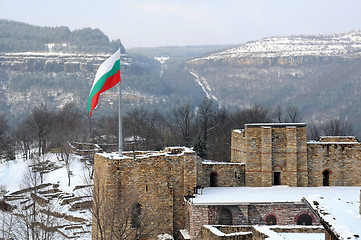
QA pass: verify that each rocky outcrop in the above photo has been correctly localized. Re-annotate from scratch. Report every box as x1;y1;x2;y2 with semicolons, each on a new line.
0;52;132;73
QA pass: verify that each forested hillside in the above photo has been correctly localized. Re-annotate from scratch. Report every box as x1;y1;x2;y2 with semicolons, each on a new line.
0;20;213;129
0;19;123;53
2;19;361;143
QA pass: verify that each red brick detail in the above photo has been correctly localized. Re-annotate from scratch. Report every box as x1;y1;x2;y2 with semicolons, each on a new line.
231;148;307;155
322;169;333;174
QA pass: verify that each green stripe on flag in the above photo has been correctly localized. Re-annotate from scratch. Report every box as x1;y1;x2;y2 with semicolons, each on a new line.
87;59;120;111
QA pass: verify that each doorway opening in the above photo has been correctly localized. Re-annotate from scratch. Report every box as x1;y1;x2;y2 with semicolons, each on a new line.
323;170;330;186
210;171;218;187
273;172;281;185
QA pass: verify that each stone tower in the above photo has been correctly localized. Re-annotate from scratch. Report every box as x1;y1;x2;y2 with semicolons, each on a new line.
231;123;308;187
91;147;199;240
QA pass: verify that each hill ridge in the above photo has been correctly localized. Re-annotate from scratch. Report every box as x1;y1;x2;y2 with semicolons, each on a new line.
186;31;361;133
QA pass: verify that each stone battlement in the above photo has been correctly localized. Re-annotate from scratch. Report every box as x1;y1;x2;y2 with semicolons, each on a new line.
318;136;358;143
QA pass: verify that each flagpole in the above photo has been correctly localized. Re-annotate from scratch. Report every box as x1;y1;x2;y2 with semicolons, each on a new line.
118;47;123;157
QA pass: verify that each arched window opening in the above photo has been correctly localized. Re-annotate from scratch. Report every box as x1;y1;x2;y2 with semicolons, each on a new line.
210;171;218;187
131;202;142;228
323;170;330;186
265;214;277;225
297;214;313;225
218;208;232;225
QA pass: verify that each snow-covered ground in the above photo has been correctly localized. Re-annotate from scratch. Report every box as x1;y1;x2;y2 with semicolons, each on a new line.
0;152;93;239
0;152;88;194
305;194;361;240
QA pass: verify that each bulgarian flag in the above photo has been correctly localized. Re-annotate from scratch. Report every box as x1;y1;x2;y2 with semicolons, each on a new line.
87;48;121;117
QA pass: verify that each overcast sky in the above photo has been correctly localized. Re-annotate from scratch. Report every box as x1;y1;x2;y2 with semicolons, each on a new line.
1;0;361;49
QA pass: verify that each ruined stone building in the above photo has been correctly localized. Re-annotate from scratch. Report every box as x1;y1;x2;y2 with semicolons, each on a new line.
92;123;361;240
231;123;361;187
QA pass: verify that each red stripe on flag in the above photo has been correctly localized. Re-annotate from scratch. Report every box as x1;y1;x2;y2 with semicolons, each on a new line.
89;70;120;117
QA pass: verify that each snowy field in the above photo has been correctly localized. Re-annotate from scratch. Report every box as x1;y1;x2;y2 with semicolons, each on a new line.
0;152;93;239
0;152;89;194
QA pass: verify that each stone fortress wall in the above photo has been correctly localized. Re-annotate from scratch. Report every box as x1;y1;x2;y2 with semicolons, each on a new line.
231;123;361;187
92;148;198;239
92;147;245;239
93;123;361;239
231;123;308;187
307;136;361;186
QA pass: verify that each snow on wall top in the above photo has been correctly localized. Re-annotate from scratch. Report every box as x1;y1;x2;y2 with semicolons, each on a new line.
245;123;307;128
190;31;361;62
202;160;244;165
191;186;360;205
97;147;195;160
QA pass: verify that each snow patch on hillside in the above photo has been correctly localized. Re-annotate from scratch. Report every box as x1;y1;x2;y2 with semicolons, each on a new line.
190;31;361;62
189;70;219;105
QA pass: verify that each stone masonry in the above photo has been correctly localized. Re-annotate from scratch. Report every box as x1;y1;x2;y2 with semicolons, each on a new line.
93;123;361;240
92;147;199;239
92;147;246;240
307;136;361;186
231;124;361;187
231;123;308;187
185;202;318;239
198;160;245;187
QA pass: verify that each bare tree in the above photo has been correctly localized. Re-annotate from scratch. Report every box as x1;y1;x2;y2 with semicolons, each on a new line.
90;175;115;240
26;104;54;156
0;114;14;160
167;103;195;147
14;120;35;160
195;97;218;158
209;108;232;161
50;102;82;186
124;107;164;151
308;124;321;141
60;144;74;187
0;204;17;239
0;114;6;138
285;105;302;123
273;105;284;123
323;118;353;136
124;107;148;150
231;104;271;129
